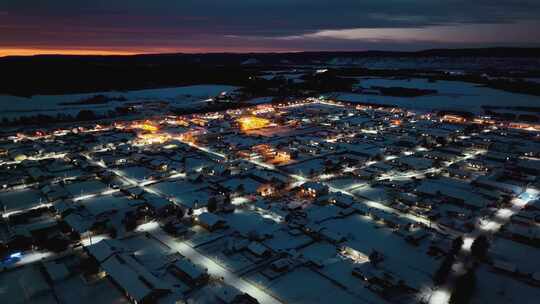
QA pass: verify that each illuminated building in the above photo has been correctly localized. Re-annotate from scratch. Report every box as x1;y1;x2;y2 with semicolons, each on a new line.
132;120;159;132
473;118;496;125
340;246;370;264
251;144;291;164
190;118;207;126
135;133;170;145
251;104;275;115
300;182;329;198
257;184;275;197
441;114;466;124
175;119;190;127
237;116;270;132
178;132;197;144
508;122;540;131
251;144;272;153
272;151;291;164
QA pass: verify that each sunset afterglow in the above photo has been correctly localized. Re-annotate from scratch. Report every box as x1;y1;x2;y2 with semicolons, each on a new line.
0;48;140;57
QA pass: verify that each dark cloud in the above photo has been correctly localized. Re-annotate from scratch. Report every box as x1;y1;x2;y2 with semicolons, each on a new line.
1;1;539;53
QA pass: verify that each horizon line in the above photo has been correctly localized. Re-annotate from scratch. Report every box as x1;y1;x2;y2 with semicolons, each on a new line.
1;46;539;58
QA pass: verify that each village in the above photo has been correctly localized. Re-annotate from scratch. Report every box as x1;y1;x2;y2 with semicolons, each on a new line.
1;97;540;304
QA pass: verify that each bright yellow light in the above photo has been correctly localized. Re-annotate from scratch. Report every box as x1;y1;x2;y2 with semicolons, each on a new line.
176;119;190;127
272;151;291;164
237;116;270;132
257;184;275;197
132;121;159;132
142;124;158;132
135;133;170;145
178;132;197;144
340;246;369;264
441;114;466;124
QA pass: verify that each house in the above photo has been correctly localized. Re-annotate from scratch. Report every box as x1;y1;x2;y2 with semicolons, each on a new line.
397;192;418;206
271;258;291;272
257;184;275;197
168;258;209;287
43;261;70;282
247;242;271;257
41;185;70;202
123;187;145;199
53;200;76;217
447;167;471;179
197;212;227;231
162;220;189;236
101;253;170;303
316;192;355;207
204;164;228;176
416;180;489;210
300;182;329;198
214;284;259;304
472;176;523;195
142;192;172;215
85;239;127;263
63;213;94;239
27;167;49;181
85;241;170;302
319;228;346;244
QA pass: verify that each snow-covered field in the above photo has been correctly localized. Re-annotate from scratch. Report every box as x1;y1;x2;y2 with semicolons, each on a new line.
326;56;540;71
335;77;540;113
0;84;238;119
2;77;539;120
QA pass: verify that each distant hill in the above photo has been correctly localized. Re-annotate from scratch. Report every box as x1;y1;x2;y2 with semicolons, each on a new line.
0;47;539;96
2;47;539;62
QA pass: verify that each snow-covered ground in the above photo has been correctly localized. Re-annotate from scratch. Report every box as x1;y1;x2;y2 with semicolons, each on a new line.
149;228;282;304
0;84;238;119
325;56;540;71
259;73;305;83
334;77;540;113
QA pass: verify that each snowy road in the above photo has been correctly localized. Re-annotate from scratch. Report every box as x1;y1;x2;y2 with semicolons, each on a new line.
149;229;283;304
83;152;282;304
183;139;440;230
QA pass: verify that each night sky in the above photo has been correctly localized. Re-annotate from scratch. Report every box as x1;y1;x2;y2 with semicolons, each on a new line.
1;1;540;56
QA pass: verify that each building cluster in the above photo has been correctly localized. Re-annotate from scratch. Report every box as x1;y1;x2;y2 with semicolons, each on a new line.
1;97;539;304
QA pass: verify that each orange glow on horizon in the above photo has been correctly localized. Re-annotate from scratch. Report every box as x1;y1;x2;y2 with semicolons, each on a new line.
0;48;140;57
0;46;306;57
